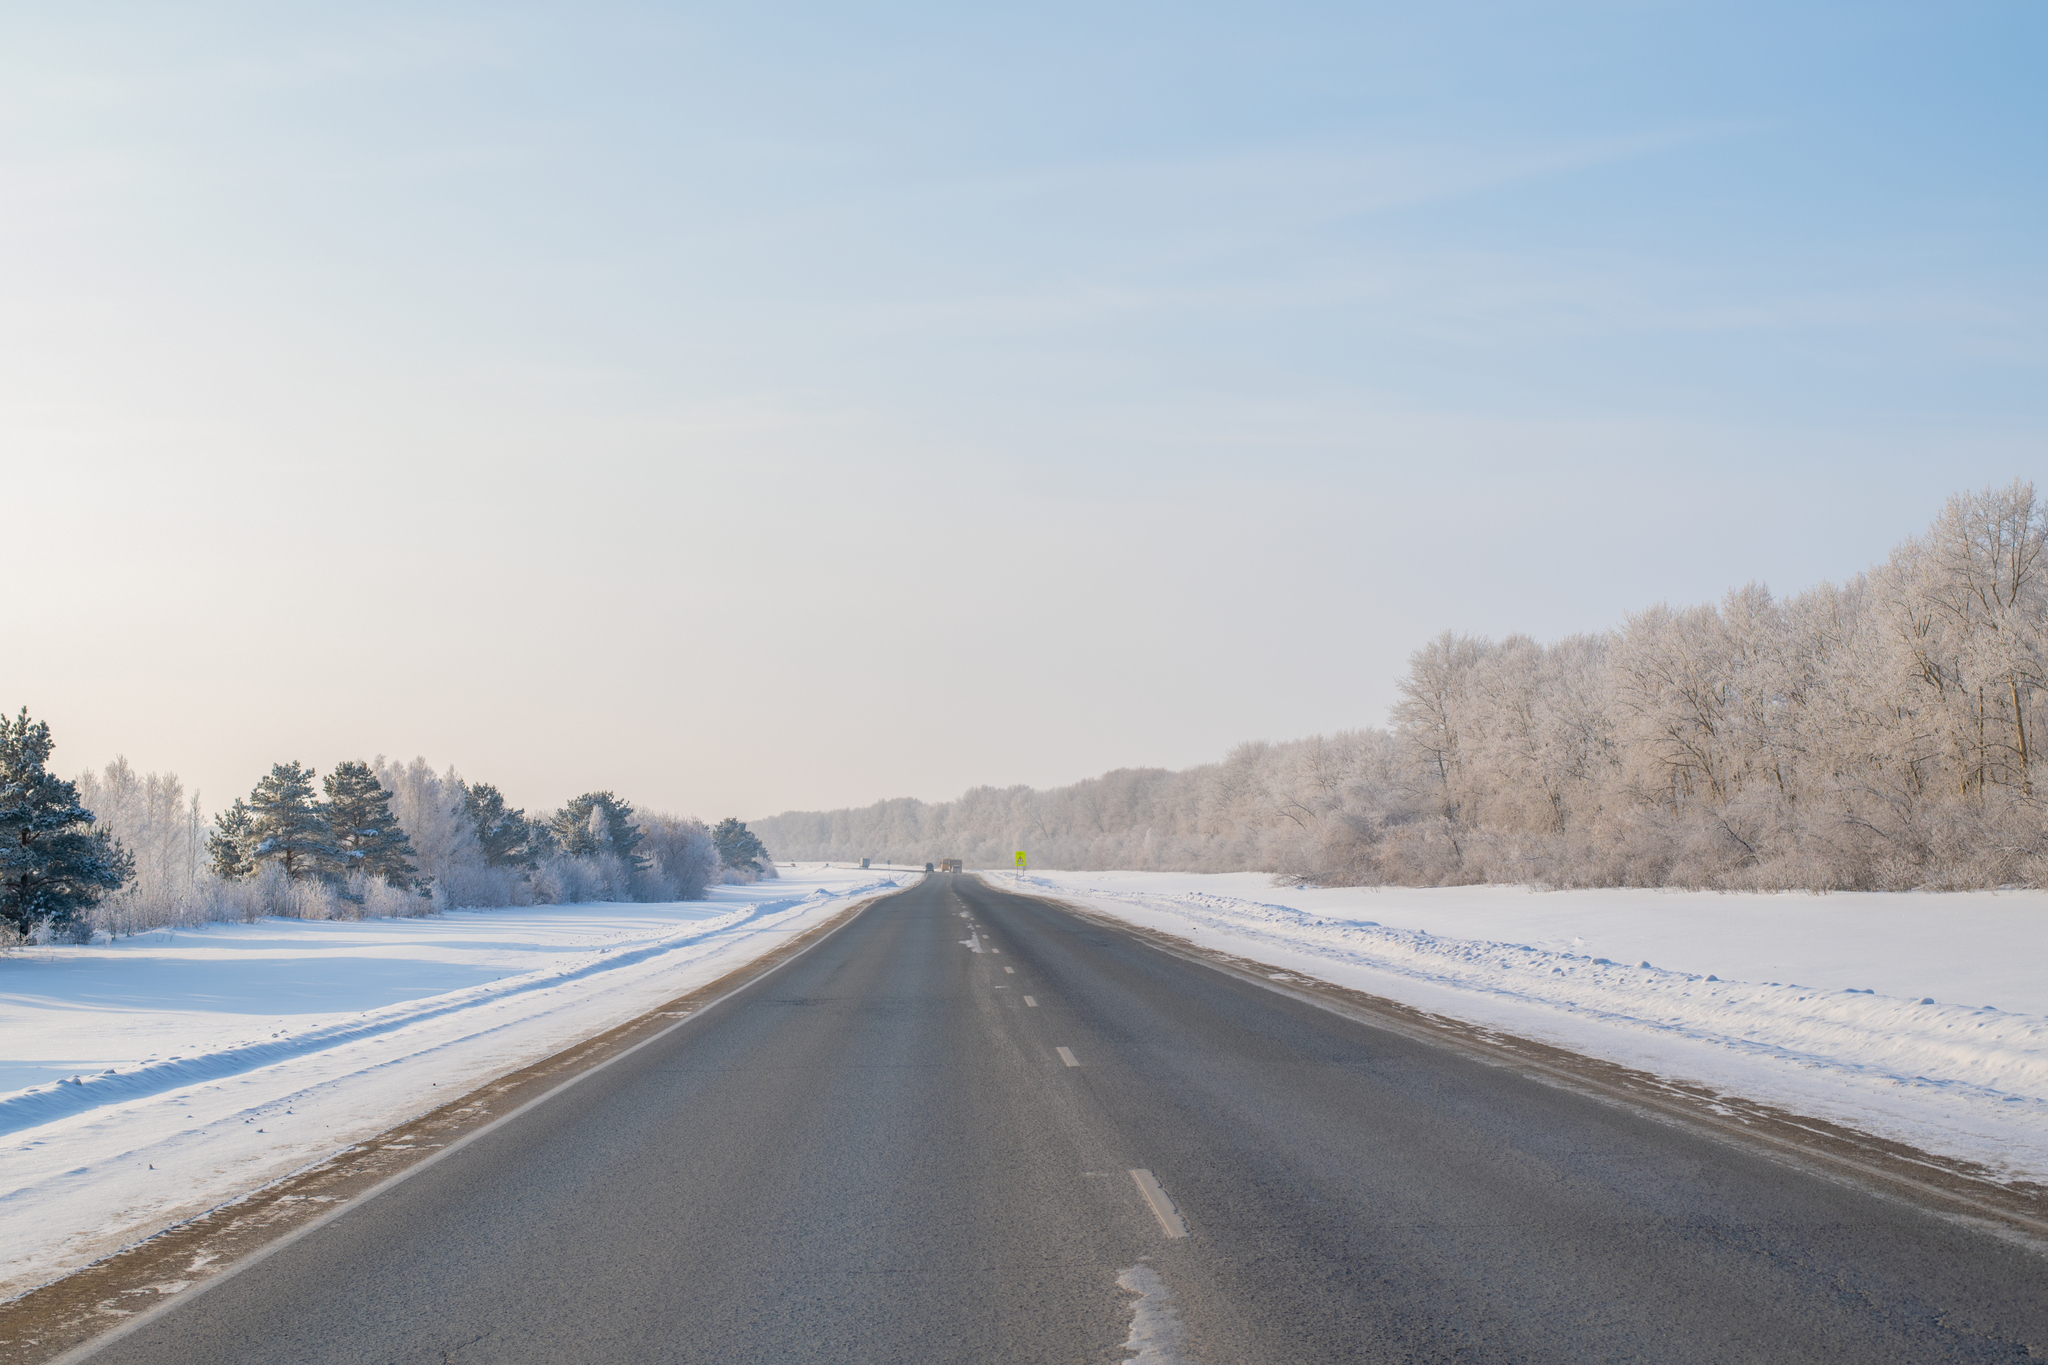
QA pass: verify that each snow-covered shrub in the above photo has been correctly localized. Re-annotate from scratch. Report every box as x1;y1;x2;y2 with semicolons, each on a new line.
635;813;721;900
433;862;535;909
529;850;638;904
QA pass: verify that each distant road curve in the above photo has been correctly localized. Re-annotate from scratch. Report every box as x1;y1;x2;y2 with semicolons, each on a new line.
70;874;2048;1363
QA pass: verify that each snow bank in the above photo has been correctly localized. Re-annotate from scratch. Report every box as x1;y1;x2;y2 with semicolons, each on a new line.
1009;871;2048;1183
0;866;902;1301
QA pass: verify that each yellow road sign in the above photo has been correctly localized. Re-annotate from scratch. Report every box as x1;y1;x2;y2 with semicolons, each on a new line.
1015;851;1026;869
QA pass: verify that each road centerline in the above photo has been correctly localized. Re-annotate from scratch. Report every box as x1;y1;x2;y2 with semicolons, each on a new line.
1129;1169;1190;1238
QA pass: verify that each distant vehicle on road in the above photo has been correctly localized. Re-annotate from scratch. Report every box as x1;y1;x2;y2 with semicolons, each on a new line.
938;859;963;873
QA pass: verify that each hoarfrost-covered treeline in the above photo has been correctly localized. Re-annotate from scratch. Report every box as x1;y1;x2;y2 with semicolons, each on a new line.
48;755;767;941
759;481;2048;891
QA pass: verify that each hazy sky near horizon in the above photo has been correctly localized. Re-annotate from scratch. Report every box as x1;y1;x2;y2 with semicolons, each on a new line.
5;1;2043;823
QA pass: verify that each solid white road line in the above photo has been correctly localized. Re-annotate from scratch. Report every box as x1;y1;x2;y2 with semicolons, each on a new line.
1129;1169;1190;1238
1057;1046;1079;1067
1024;996;1038;1007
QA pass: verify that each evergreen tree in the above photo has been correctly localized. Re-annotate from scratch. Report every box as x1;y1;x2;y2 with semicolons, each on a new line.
0;708;132;938
525;812;561;861
462;781;535;869
208;798;257;880
246;761;336;880
324;761;421;890
552;792;645;867
712;817;769;876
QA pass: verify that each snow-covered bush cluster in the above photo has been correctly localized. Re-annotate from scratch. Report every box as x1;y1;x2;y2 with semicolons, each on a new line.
760;481;2048;892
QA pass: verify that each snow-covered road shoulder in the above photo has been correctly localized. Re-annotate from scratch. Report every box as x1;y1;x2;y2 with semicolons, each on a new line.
0;866;906;1302
1006;871;2048;1185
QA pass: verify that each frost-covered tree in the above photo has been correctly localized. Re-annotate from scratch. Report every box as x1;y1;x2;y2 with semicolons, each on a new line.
712;817;770;878
0;709;132;938
246;761;335;881
375;758;481;888
462;781;535;869
553;792;644;867
208;798;257;880
325;760;421;891
74;759;205;898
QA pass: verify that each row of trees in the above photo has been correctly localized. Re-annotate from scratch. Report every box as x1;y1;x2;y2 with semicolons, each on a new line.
758;481;2048;892
208;761;425;891
2;717;777;941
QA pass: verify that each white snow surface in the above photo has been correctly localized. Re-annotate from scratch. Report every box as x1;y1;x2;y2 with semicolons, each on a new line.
0;866;904;1301
1009;870;2048;1184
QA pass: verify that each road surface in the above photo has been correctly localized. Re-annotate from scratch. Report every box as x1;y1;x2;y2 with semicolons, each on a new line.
84;873;2048;1362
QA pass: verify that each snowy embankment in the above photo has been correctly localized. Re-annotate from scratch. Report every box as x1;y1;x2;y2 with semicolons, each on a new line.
1011;871;2048;1185
0;866;906;1302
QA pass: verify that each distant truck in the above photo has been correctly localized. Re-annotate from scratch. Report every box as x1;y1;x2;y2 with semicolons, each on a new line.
938;859;963;873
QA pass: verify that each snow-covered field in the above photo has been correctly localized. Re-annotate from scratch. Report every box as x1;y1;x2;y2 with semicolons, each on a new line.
0;866;906;1301
1012;871;2048;1186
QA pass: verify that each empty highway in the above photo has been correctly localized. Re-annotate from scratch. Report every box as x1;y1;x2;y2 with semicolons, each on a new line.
79;874;2048;1362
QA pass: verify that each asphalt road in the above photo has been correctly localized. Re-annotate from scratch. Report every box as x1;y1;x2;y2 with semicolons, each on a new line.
88;874;2047;1363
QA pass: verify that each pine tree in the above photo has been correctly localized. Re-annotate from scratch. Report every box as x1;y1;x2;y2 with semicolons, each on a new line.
208;798;257;880
324;761;421;890
552;792;645;867
246;761;336;881
524;813;561;862
0;709;133;938
462;781;535;869
712;817;769;876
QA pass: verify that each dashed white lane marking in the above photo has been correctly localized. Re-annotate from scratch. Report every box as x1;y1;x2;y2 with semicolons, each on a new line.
1057;1046;1079;1067
1024;996;1038;1007
1129;1169;1190;1238
1004;966;1015;974
991;948;1001;954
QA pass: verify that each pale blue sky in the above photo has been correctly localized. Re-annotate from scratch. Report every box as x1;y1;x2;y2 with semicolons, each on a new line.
5;1;2043;819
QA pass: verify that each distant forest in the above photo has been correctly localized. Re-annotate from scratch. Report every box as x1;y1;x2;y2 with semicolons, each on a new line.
757;481;2048;892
